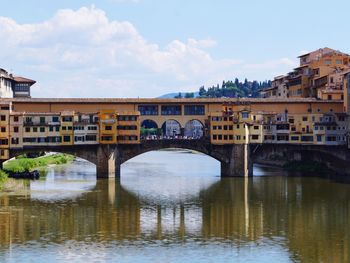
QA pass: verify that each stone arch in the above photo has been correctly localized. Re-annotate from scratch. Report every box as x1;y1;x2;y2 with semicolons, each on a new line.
184;119;204;138
118;140;229;165
161;119;182;137
251;144;350;176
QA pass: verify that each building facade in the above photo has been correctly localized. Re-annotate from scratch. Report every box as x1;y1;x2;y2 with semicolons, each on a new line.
0;68;36;98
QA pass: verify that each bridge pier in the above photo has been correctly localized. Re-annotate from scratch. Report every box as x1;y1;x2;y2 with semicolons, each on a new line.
221;144;252;177
96;145;121;178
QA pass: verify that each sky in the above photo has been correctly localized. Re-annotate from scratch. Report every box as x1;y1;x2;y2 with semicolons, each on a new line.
0;0;349;98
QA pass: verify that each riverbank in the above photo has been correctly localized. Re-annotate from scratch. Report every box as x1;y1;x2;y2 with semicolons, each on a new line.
0;170;8;190
3;153;75;173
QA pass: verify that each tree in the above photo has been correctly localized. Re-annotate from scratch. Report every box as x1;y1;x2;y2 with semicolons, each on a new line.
199;86;206;97
185;92;194;98
175;92;182;98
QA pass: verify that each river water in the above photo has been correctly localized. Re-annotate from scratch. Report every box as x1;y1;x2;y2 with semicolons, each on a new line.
0;150;350;263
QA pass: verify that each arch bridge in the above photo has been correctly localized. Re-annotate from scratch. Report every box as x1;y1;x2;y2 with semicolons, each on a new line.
7;139;350;178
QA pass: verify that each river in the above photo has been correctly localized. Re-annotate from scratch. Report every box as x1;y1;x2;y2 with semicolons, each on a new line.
0;150;350;263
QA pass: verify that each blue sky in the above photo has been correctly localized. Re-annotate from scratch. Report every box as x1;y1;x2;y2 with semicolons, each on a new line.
0;0;349;98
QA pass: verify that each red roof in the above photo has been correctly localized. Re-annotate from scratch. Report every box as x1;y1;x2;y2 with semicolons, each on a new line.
13;76;36;84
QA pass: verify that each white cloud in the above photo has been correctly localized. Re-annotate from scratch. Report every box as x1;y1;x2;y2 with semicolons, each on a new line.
0;6;296;97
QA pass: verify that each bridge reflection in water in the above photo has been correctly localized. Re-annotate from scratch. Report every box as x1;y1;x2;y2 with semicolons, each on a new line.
1;155;350;262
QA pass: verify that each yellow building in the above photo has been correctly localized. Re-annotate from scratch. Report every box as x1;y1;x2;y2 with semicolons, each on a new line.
0;102;11;160
99;109;117;144
208;111;234;145
9;112;23;148
60;111;74;145
116;112;140;144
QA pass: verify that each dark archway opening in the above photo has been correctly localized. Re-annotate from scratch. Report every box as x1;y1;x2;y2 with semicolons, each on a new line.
141;120;159;138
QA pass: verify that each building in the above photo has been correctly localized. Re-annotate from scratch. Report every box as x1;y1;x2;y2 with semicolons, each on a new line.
261;48;350;100
0;68;36;98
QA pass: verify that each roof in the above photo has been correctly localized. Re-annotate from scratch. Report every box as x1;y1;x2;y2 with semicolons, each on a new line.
297;47;348;58
3;97;344;105
294;65;309;70
274;75;286;80
13;76;36;84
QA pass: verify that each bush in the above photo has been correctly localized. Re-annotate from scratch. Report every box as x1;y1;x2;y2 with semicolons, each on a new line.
3;153;75;173
0;170;8;189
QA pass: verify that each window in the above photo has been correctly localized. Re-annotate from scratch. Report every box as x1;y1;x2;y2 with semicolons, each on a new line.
62;126;67;131
184;105;205;115
101;136;113;141
33;127;37;132
63;136;71;142
0;115;6;121
52;116;59;122
40;127;45;132
236;124;240;129
105;125;112;131
328;95;332;100
62;116;73;122
236;135;241;140
241;112;249;119
40;117;45;124
301;136;313;142
338;116;345;122
302;116;308;122
317;135;322;142
290;136;299;141
0;139;8;145
11;138;19;144
218;135;222;140
213;135;217;140
251;135;259;140
86;135;97;141
14;116;19;122
25;127;30;132
0;127;6;133
161;105;181;115
224;135;228;140
14;126;19;133
324;60;331;65
253;126;259;130
138;105;158;115
224;125;228;130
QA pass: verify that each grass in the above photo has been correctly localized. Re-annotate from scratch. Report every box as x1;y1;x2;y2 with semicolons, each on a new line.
0;170;8;190
3;153;75;173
